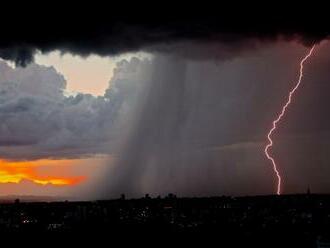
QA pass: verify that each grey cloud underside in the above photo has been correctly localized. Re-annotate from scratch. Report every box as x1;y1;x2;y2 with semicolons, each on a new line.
1;6;329;66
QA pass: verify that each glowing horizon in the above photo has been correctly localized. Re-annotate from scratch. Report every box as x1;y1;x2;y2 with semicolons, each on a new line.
0;159;86;186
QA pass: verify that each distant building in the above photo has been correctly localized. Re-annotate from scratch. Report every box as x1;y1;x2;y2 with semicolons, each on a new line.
167;193;177;199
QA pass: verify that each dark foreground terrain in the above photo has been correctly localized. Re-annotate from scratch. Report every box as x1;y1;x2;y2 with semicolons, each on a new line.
1;193;330;247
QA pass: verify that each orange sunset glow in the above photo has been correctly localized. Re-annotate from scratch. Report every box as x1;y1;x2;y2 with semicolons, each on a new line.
0;159;86;186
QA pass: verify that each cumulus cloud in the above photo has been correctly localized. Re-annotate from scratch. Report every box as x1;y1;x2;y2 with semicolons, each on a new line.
0;57;151;160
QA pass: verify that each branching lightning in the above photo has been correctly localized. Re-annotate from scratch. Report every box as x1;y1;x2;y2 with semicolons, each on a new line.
264;45;316;195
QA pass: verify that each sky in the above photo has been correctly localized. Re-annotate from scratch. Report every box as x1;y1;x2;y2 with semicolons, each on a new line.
95;40;330;198
1;40;330;199
34;51;150;96
1;9;330;199
0;51;151;199
35;52;115;96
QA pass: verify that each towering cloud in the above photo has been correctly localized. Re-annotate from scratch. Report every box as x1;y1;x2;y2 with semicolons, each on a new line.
0;58;150;160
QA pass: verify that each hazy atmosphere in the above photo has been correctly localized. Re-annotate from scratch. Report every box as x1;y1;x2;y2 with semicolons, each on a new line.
0;40;329;199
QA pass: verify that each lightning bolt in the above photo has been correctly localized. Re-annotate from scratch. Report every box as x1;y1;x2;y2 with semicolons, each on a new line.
264;45;316;195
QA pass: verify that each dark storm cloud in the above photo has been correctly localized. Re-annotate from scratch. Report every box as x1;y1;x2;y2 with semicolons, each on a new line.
1;5;329;65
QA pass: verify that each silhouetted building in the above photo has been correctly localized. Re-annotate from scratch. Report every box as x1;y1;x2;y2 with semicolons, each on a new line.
0;193;330;246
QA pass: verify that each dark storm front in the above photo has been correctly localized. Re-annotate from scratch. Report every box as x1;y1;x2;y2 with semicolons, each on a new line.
0;194;330;245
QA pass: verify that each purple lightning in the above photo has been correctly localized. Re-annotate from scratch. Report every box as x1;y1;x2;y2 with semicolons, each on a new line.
264;45;316;195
